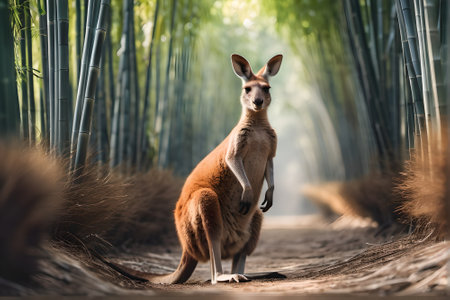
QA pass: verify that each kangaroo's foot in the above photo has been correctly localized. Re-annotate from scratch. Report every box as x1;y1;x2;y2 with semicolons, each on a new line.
215;273;250;283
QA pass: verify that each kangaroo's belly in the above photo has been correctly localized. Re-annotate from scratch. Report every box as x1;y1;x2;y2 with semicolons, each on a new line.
218;152;269;258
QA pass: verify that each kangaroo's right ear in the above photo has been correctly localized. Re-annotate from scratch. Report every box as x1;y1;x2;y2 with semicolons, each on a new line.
261;54;283;79
231;54;253;82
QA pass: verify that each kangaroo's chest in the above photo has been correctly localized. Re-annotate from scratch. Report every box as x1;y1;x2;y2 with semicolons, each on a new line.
242;128;275;184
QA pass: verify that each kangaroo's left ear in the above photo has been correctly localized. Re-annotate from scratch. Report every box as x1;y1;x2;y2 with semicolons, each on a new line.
260;54;283;79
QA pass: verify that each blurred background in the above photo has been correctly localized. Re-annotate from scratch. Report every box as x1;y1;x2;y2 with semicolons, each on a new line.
1;0;449;218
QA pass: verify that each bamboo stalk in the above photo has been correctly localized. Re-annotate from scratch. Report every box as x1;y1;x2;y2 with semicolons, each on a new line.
414;0;432;125
106;11;114;126
74;0;110;178
46;0;55;148
128;2;139;170
56;0;69;155
76;0;81;84
424;0;444;132
344;0;388;160
170;0;190;172
24;0;36;143
396;0;427;160
110;0;131;169
53;0;59;149
153;36;161;133
109;48;126;168
119;2;132;172
158;0;178;168
391;10;402;160
367;0;380;81
109;56;123;168
376;0;387;119
39;0;49;142
414;0;433;170
96;64;108;164
71;0;97;169
119;64;130;172
19;0;29;140
0;0;20;136
399;0;423;94
138;0;160;169
182;31;194;173
396;2;425;120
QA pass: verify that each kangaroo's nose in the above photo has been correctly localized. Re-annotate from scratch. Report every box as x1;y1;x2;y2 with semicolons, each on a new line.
254;98;263;106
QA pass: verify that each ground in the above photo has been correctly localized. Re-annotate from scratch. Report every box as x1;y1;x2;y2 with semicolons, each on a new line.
3;215;449;297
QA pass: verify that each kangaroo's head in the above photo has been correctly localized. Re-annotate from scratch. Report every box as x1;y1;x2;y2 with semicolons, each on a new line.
231;54;283;112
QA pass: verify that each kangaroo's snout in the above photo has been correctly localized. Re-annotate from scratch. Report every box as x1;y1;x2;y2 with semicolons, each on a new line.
254;98;263;106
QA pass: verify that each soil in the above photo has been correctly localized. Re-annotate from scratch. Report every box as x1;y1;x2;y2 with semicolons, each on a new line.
2;215;449;297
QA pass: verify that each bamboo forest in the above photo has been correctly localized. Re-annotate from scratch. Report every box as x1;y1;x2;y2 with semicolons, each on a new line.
1;0;450;296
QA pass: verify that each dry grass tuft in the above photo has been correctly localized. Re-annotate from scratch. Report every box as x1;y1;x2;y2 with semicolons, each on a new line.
302;173;396;226
395;141;449;238
303;132;450;238
0;143;63;282
52;165;130;245
111;169;183;246
52;166;183;248
0;142;183;286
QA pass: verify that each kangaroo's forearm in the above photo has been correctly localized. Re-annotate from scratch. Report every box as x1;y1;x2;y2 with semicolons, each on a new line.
225;156;251;190
265;158;274;190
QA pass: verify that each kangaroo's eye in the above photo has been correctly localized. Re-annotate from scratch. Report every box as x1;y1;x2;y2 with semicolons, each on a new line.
245;87;251;93
262;86;270;93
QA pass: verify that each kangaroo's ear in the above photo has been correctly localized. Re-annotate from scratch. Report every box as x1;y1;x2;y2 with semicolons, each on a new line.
261;54;283;79
231;54;253;81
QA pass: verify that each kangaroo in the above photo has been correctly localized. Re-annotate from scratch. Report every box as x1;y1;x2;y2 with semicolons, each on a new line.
112;54;283;284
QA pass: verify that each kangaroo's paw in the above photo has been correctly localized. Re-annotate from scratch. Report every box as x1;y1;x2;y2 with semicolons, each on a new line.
216;273;250;283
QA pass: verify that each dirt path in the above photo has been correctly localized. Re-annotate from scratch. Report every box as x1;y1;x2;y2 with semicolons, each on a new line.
14;215;448;297
95;216;447;296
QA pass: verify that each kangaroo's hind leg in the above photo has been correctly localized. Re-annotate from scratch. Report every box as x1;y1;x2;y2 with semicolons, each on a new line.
231;209;262;275
194;188;248;284
231;210;286;280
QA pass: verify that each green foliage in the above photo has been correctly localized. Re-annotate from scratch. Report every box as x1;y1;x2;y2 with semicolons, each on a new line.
264;0;341;39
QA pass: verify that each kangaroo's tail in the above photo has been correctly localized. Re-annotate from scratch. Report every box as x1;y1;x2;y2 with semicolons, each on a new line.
99;250;198;284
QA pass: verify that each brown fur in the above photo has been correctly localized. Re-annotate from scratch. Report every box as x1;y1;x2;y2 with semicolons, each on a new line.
174;121;276;262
